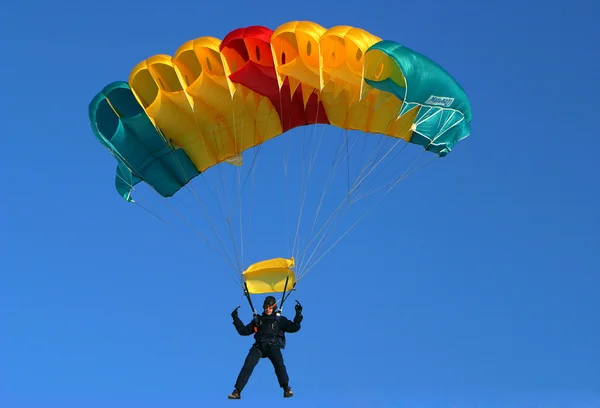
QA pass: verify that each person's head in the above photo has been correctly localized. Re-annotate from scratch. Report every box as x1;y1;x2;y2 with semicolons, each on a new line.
263;296;277;315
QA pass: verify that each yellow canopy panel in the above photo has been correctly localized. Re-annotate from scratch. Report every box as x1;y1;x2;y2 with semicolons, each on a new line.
242;257;295;294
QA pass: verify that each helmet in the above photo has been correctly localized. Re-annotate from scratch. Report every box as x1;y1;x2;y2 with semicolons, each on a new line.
263;296;277;308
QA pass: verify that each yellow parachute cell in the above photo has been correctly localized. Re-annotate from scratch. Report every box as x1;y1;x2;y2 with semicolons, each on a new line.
271;21;326;103
128;36;283;172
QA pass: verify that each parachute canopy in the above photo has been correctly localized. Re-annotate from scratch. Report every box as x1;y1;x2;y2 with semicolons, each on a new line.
88;20;472;203
88;21;472;296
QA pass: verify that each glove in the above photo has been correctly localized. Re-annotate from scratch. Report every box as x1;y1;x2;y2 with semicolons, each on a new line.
231;306;240;319
295;300;303;315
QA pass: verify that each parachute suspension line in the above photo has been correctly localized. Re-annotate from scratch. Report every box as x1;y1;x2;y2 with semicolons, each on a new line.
303;146;427;272
298;137;442;280
183;184;239;269
205;149;229;222
239;109;272;191
213;111;259;276
350;127;396;184
298;137;404;276
348;76;406;188
277;85;315;261
232;108;273;272
156;135;242;276
275;276;297;315
295;126;362;274
153;124;241;276
291;126;309;260
277;87;297;258
149;98;240;276
352;151;437;204
348;129;378;202
298;203;349;276
284;123;291;256
299;152;435;280
170;155;239;269
130;199;243;290
348;137;404;197
152;104;242;283
230;102;245;273
209;120;241;275
296;112;412;276
295;124;353;272
244;108;275;245
297;189;354;275
279;282;296;312
307;127;361;238
180;100;230;223
132;200;176;231
337;112;409;200
227;96;276;276
105;146;241;279
225;100;274;275
241;109;273;260
243;114;257;261
187;114;263;287
352;107;459;203
186;173;228;222
111;167;179;236
296;122;343;265
291;105;326;262
346;129;351;198
167;202;240;273
348;139;409;203
203;124;233;226
295;116;386;274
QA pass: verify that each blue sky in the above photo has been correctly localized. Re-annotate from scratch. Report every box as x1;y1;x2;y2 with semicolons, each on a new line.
2;0;599;407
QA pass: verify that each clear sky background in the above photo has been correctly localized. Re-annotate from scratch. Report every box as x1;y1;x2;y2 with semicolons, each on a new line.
2;0;599;407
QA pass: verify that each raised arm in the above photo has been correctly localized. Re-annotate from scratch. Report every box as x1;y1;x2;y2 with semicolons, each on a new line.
231;307;256;336
283;301;303;333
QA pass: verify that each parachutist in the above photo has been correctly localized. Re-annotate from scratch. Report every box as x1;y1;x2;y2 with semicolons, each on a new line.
227;296;303;399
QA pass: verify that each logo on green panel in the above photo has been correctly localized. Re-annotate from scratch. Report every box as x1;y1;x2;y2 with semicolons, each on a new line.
424;95;454;107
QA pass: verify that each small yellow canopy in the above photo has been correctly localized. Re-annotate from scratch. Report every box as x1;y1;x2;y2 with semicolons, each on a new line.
242;257;295;294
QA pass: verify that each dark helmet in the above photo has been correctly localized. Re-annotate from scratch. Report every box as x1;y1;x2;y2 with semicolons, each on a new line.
263;296;277;308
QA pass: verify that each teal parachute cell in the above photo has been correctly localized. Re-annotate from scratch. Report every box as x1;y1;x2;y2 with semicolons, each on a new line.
88;81;200;201
364;40;472;156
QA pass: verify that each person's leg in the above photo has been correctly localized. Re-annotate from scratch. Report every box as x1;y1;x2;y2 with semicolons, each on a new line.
228;346;261;399
266;346;293;397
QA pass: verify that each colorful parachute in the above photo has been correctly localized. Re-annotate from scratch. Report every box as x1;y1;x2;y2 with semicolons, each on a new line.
88;21;472;296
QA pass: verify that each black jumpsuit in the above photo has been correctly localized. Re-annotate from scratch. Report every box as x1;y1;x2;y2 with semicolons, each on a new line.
232;311;303;391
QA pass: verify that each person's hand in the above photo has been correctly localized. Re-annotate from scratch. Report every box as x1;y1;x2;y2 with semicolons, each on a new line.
231;306;240;319
295;300;303;315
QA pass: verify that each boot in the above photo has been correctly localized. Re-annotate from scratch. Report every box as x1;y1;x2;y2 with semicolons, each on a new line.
228;388;241;399
283;386;293;398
